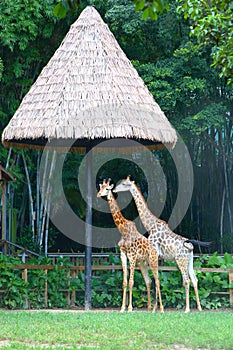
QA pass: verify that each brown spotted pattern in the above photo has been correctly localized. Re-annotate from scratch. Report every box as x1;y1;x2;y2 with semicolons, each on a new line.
114;176;202;312
97;179;164;313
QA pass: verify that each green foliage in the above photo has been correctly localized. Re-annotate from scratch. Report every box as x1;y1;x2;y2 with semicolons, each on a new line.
0;255;28;309
0;0;68;132
0;253;232;310
105;0;183;60
132;41;219;124
132;0;169;20
0;255;73;309
177;0;233;84
0;58;3;81
54;0;82;19
0;0;56;51
16;227;41;253
53;0;170;20
182;103;227;134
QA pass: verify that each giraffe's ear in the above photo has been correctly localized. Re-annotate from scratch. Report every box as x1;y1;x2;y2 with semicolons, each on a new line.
109;184;114;190
127;175;134;183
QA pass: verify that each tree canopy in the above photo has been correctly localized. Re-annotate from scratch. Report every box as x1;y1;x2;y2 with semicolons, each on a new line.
0;0;232;253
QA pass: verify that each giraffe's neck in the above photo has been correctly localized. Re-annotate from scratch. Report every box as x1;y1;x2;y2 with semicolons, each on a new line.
130;184;160;231
107;191;126;235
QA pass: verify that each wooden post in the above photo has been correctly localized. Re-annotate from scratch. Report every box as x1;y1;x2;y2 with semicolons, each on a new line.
71;269;77;306
67;270;71;306
4;240;7;255
229;270;233;305
22;268;29;309
44;269;48;308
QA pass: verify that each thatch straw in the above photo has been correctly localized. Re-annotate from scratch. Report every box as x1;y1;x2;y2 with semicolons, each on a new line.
2;6;177;150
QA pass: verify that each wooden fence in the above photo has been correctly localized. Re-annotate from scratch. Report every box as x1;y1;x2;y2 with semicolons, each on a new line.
1;263;232;309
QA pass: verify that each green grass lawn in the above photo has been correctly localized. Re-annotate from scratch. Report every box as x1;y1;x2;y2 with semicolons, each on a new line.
0;309;232;349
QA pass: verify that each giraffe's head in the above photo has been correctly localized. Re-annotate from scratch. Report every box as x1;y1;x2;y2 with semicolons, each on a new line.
113;175;134;193
97;179;114;199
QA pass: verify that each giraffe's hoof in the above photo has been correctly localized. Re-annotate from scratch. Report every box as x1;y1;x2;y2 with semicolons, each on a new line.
197;307;202;312
120;308;125;313
184;309;190;313
152;306;158;313
127;307;133;312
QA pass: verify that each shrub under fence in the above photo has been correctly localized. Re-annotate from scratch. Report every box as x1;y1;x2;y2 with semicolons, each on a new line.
0;253;233;310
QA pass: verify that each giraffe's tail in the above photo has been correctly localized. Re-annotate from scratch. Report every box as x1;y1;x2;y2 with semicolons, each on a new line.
184;239;212;247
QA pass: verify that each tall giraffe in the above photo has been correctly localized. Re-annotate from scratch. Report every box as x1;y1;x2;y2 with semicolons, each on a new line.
114;176;211;312
97;179;164;313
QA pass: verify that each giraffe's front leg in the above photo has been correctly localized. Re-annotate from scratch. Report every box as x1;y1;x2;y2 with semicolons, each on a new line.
155;277;164;313
120;249;128;312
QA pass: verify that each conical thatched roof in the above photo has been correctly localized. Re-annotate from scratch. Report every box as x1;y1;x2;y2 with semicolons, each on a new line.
2;6;177;150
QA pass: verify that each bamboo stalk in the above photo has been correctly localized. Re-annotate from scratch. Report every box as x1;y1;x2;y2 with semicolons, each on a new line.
220;187;225;254
39;150;49;246
40;151;56;251
5;148;12;170
44;197;51;257
36;151;41;240
22;151;35;239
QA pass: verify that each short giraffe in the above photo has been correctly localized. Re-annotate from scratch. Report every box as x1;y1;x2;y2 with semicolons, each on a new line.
97;179;164;313
114;176;211;312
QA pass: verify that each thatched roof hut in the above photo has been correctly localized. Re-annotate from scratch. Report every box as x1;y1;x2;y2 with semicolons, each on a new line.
1;6;178;310
2;6;177;150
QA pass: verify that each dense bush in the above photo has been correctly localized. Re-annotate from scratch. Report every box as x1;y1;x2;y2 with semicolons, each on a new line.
0;252;233;310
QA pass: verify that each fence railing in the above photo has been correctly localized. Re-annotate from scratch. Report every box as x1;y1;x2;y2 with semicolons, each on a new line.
1;263;232;309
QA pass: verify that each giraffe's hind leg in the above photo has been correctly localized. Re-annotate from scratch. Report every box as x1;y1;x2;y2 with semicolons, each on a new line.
149;251;164;313
188;252;202;311
120;250;128;312
138;261;152;311
176;258;190;313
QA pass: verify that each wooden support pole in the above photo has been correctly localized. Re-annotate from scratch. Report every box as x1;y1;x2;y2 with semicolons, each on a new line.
85;144;92;311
